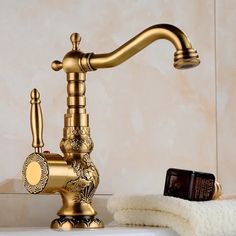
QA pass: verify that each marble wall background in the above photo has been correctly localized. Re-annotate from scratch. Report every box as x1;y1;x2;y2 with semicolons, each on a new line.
0;0;234;195
216;1;236;195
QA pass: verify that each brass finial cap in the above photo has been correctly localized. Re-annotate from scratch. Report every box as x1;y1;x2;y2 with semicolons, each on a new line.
51;60;63;71
31;88;40;99
70;33;81;51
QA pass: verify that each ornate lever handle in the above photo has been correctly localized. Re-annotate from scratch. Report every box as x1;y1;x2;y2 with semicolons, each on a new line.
30;88;44;153
51;33;81;72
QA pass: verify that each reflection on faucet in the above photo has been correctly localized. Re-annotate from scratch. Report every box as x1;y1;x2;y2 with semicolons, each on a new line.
22;24;200;230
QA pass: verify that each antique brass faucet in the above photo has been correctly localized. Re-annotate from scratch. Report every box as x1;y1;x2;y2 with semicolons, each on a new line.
22;24;200;230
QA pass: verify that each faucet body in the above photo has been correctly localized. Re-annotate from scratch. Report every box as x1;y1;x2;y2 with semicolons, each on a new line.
22;24;200;230
23;85;101;229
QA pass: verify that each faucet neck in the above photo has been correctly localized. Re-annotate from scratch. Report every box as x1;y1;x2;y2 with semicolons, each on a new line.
65;72;89;127
61;72;94;161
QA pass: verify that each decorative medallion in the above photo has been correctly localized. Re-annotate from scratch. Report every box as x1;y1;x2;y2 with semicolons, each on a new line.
22;153;49;194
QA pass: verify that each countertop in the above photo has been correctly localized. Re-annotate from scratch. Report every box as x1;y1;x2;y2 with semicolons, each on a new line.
0;194;179;235
0;226;178;236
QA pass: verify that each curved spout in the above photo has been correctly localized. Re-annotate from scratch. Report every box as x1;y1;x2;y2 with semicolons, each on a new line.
90;24;200;70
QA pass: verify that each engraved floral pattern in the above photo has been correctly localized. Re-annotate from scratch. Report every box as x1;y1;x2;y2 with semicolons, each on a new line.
51;216;103;229
68;127;94;151
65;153;99;203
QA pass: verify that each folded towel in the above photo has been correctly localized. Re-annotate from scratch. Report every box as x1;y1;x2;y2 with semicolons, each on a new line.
107;195;236;236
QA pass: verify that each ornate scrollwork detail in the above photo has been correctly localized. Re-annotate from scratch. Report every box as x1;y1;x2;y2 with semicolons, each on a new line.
65;153;99;203
68;127;94;152
22;153;49;194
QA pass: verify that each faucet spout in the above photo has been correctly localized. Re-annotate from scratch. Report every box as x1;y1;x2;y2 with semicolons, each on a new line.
89;24;200;70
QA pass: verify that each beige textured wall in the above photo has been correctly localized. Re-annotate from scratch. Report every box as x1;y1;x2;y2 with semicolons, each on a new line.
216;1;236;195
0;0;234;195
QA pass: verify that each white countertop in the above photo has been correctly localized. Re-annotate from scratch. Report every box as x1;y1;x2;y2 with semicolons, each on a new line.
0;195;179;235
0;226;178;236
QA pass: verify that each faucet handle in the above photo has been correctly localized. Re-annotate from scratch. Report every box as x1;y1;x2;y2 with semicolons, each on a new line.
30;88;44;153
51;60;63;71
51;33;81;72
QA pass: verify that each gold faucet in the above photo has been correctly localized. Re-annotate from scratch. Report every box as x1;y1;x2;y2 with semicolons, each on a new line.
22;24;200;230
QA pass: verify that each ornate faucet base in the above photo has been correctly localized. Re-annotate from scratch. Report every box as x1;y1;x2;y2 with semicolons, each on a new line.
51;216;104;230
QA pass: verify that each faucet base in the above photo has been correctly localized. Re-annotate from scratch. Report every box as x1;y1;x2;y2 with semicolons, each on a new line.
51;216;104;230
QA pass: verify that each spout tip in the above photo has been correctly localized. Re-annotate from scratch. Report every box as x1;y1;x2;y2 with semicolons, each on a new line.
174;48;200;69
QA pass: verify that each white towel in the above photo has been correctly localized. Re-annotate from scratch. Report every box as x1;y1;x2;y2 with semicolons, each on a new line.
107;195;236;236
